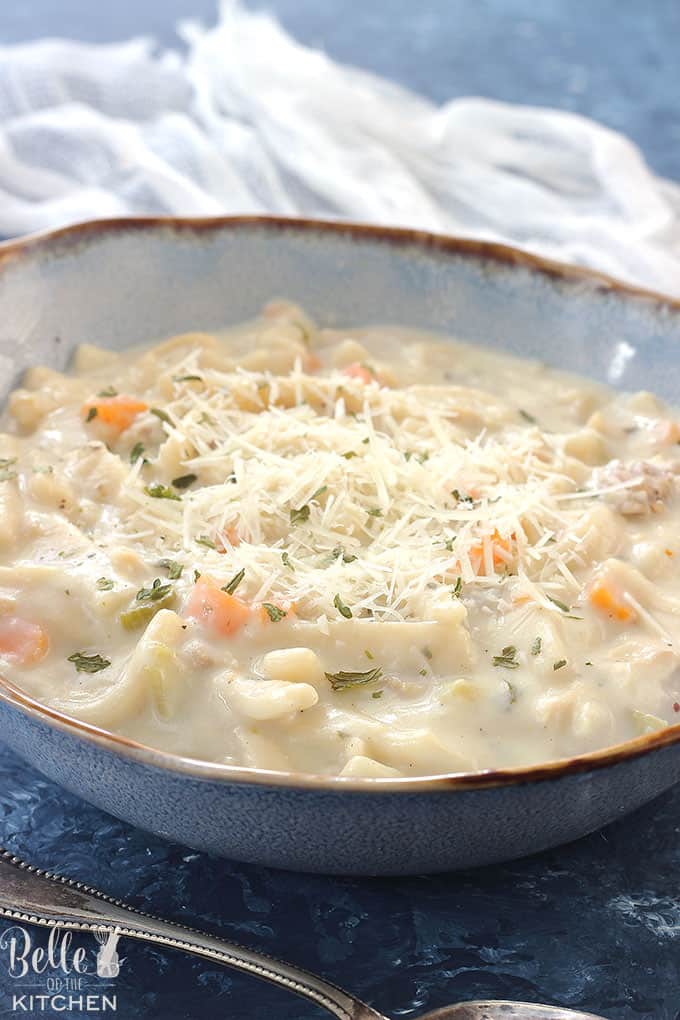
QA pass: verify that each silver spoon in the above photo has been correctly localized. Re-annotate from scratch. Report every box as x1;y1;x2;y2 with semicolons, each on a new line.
0;847;606;1020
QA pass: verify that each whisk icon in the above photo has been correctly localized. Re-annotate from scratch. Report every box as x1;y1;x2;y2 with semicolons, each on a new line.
93;927;122;978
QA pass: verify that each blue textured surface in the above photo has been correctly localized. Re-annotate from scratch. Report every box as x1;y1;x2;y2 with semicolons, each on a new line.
0;3;679;1018
2;744;680;1018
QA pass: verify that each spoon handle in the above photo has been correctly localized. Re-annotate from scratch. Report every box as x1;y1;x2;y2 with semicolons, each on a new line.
0;848;385;1020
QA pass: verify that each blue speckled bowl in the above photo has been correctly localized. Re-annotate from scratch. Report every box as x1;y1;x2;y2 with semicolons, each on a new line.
1;216;680;876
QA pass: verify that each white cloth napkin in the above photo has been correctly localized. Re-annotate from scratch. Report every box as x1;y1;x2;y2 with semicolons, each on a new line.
1;0;679;295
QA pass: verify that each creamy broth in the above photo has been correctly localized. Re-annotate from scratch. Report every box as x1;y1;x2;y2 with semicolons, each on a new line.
1;300;679;777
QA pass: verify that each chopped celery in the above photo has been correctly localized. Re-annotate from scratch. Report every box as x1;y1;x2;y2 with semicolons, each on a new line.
120;590;177;630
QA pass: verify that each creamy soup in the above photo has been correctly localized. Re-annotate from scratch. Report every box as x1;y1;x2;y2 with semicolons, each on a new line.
1;300;679;778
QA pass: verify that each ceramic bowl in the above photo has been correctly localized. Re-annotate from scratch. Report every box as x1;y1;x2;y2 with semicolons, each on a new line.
1;216;680;876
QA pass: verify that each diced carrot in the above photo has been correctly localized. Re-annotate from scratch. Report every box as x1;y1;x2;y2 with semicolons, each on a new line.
215;526;241;552
467;530;515;576
82;395;148;434
342;362;378;385
0;616;49;665
185;578;250;637
588;578;636;622
303;353;322;373
654;420;680;444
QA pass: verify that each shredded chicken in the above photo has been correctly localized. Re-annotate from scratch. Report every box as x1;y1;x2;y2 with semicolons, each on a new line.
591;459;675;515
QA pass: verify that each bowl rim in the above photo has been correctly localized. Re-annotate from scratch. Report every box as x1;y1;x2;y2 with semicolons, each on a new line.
2;212;680;314
2;212;680;794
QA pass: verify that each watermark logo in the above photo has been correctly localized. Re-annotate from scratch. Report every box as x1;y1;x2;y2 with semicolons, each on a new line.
93;930;121;980
0;924;122;1013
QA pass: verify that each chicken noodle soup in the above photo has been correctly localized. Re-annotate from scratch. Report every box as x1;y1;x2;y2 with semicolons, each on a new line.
1;301;679;778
